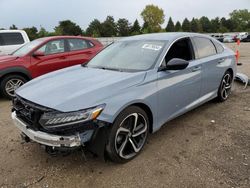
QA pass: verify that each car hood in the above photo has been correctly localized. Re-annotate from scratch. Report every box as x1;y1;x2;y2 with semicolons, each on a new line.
0;55;18;63
16;65;146;112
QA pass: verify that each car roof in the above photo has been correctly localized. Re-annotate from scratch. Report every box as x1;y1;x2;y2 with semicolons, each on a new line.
120;32;212;42
37;35;97;42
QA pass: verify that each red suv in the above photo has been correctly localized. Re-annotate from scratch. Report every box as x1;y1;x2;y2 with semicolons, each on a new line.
0;36;103;99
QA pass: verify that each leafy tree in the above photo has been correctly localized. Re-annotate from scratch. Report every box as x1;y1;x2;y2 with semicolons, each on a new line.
141;4;165;33
175;21;182;32
86;19;102;37
23;27;38;40
165;17;175;32
54;20;82;36
210;17;220;33
9;24;18;30
230;9;250;31
190;18;202;33
130;19;141;35
117;18;131;36
38;27;49;38
182;18;190;32
199;16;211;33
141;22;150;34
101;16;117;37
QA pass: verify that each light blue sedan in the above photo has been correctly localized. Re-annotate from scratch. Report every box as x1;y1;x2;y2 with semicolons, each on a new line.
11;33;236;163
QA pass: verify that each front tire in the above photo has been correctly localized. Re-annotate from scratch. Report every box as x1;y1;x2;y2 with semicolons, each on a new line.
0;75;27;99
106;106;149;163
217;71;233;102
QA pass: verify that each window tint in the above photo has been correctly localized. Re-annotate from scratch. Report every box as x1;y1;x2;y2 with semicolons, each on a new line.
37;39;65;55
0;33;24;46
213;41;224;53
68;39;91;51
193;37;216;58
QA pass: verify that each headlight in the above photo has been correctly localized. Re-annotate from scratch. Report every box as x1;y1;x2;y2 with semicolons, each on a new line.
39;104;105;128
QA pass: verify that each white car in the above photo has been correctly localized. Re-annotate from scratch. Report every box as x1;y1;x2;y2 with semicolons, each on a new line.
223;36;235;43
0;30;30;55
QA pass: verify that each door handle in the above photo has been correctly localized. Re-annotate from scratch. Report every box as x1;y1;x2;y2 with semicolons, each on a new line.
192;66;201;72
218;58;225;64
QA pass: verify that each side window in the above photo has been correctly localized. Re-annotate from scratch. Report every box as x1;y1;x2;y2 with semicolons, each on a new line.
37;39;65;55
163;38;194;66
67;39;91;51
213;40;224;54
0;33;24;46
193;37;216;58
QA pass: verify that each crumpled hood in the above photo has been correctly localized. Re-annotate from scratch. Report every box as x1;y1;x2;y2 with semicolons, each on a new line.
16;65;146;112
0;55;18;63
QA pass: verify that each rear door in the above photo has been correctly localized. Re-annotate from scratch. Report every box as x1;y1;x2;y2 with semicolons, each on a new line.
65;38;97;66
31;39;69;77
191;37;225;97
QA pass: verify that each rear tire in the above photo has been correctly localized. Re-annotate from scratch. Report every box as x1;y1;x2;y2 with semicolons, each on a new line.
106;106;149;163
0;75;27;99
217;70;233;102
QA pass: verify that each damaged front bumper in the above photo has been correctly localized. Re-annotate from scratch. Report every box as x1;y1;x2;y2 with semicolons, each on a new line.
11;111;83;147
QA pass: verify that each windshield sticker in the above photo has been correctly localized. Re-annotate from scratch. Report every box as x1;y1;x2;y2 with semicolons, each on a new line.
142;44;162;51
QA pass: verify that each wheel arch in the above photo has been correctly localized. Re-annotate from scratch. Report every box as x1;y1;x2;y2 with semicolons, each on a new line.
0;67;32;82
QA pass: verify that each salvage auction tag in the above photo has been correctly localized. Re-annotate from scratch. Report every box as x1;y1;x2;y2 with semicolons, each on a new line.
142;44;162;51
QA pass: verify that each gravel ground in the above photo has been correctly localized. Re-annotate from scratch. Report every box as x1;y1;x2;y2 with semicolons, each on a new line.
0;43;249;188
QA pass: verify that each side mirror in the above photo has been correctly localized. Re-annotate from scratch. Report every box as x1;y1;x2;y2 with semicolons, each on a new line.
33;51;45;57
159;58;189;71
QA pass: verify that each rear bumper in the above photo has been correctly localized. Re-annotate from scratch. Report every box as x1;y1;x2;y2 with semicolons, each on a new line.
11;112;82;147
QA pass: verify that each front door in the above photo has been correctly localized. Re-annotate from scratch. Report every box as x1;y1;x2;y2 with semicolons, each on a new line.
157;38;202;127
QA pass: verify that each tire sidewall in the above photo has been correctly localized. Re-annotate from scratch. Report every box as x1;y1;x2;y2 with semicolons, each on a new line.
106;106;149;163
217;71;232;102
0;75;27;99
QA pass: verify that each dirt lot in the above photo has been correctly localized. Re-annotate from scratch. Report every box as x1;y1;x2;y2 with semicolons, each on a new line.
0;43;249;188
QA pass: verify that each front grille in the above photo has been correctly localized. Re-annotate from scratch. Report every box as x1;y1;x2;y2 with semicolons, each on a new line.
13;95;51;131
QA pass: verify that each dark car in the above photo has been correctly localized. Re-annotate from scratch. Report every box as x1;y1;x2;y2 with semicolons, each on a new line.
0;36;103;99
241;35;250;42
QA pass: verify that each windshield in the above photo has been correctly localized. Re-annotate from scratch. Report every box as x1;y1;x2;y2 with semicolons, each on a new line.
12;39;44;56
87;40;166;72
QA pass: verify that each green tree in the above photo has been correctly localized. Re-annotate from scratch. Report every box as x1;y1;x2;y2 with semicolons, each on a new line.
23;27;38;40
54;20;82;36
9;24;18;30
117;18;131;36
175;21;182;31
141;4;165;33
130;19;141;35
86;19;102;37
190;18;199;32
101;16;117;37
182;18;190;32
165;17;175;32
38;27;49;38
210;17;220;33
230;9;250;31
199;16;211;33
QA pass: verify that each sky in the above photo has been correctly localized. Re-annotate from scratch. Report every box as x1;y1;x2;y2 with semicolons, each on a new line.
0;0;249;31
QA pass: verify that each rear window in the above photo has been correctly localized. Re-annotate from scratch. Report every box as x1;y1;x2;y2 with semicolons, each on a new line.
213;41;224;54
67;39;93;51
0;33;25;46
193;37;216;58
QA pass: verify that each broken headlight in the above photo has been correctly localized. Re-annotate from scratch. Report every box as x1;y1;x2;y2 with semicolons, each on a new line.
39;104;105;128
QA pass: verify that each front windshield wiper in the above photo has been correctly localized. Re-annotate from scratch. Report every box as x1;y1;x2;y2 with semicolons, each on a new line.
91;66;123;72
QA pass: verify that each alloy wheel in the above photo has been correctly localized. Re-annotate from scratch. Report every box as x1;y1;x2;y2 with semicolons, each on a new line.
5;78;24;97
115;113;148;159
220;73;232;100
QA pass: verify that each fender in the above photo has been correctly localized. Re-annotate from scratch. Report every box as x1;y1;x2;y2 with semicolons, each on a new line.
0;66;32;80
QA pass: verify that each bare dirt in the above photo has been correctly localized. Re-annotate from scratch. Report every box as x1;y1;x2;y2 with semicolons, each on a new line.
0;43;249;188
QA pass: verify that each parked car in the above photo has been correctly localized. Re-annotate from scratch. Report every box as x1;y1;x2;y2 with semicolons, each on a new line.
237;32;248;41
11;33;236;163
223;35;235;43
0;36;103;98
0;30;30;55
241;35;250;42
